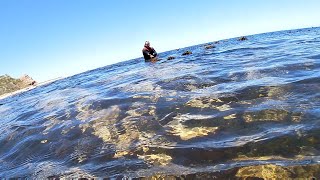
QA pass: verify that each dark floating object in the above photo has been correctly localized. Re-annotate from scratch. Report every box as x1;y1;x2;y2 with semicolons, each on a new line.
238;36;248;41
167;56;175;60
0;103;3;106
182;51;192;56
204;45;216;49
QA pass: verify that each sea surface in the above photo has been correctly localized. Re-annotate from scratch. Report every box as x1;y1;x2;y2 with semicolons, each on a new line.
1;27;320;179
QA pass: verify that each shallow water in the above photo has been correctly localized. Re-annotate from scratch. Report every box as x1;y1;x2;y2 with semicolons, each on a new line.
1;27;320;179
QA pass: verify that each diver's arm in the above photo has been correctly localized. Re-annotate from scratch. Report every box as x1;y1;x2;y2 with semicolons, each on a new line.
152;48;157;57
143;49;153;59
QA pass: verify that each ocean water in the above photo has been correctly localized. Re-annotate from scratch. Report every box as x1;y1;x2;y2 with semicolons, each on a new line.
0;27;320;179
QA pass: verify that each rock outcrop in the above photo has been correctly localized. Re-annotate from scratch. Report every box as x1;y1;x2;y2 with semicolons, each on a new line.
182;51;192;56
239;36;248;41
204;44;215;49
0;74;37;96
19;74;37;86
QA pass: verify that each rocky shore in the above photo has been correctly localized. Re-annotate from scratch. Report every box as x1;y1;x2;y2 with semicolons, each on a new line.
0;74;36;95
0;74;37;100
0;75;65;101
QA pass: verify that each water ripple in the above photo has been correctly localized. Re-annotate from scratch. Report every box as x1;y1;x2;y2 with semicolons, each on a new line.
1;27;320;178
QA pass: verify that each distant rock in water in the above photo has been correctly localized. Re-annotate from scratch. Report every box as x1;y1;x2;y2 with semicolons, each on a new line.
239;36;248;41
182;51;192;56
0;74;36;96
204;44;215;49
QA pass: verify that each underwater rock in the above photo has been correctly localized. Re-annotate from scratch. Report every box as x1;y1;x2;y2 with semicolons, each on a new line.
235;164;320;179
150;57;158;62
182;51;192;56
167;56;175;60
239;36;248;41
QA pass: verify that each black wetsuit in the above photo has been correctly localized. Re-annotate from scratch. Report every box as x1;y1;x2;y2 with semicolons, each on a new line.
142;46;157;61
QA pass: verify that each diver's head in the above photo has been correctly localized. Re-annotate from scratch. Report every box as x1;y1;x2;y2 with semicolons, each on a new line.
145;41;150;47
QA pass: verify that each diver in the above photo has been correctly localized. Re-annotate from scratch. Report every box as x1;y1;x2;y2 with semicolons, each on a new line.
142;41;157;61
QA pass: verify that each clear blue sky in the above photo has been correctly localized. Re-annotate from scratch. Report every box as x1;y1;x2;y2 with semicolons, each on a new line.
1;0;319;82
